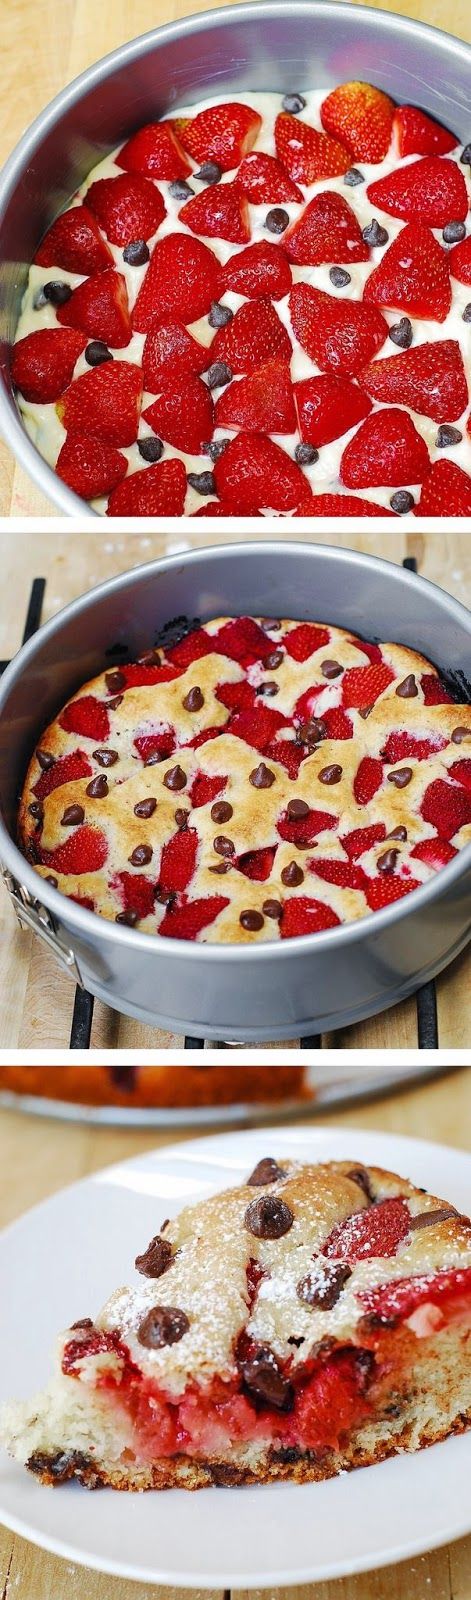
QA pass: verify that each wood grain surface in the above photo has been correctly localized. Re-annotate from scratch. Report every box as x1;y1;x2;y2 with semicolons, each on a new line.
0;1068;470;1599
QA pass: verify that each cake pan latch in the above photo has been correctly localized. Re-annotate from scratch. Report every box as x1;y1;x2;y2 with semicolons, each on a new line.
1;866;84;985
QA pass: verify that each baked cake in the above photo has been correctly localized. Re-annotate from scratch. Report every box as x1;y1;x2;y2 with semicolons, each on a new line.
2;1157;470;1489
0;1065;307;1109
18;614;471;943
11;86;471;517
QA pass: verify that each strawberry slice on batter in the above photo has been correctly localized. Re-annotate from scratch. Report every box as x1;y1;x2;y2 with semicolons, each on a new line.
86;173;166;245
281;896;341;937
275;112;350;183
210;297;292;375
236;846;278;881
11;329;86;404
277;806;337;846
143;374;214;455
353;756;384;805
365;875;422;910
142;323;210;392
410;838;458;869
415;460;471;516
363;221;451;322
307;493;395;516
320;81;395;162
57;268;132;348
341;823;387;859
158;895;230;939
295;374;372;447
58;361;142;448
420;777;471;840
159;828;198;894
342;662;394;708
117;121;191;180
340;408;430;489
285;624;330;662
366;156;468;226
107;459;187;517
219;241;292;301
358;340;468;423
34;205;113;274
290;283;388;377
448;236;471;286
59;696;110;742
180;183;250;245
132;234;220;331
237;151;302;203
213;432;308;513
285;192;369;266
394;106;458;158
323;1196;411;1260
33;750;93;800
39;825;108;875
188;773;228;808
216;358;296;434
56;434;128;499
180;102;262;170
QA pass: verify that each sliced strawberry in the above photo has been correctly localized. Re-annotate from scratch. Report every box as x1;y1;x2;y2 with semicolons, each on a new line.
192;500;257;517
113;871;156;919
216;679;255;710
324;1196;411;1261
34;205;112;274
295;374;372;447
189;773;227;808
264;738;306;779
117;121;191;180
58;360;142;448
216;358;296;434
290;283;387;377
420;673;454;705
381;731;446;763
309;493;394;516
214;432;308;513
142;322;208;392
285;192;369;266
365;874;421;910
159;828;198;893
236;846;277;881
363;221;451;322
448;236;471;286
33;750;93;800
122;663;181;687
180;102;262;171
69;894;95;912
342;662;394;707
394;106;458;158
341;408;430;489
229;702;287;752
342;823;387;859
359;339;468;424
56;433;127;499
59;696;110;742
366;156;468;226
180;182;250;245
349;638;382;663
320;82;394;163
159;895;229;939
411;838;458;869
281;896;341;938
39;824;108;875
215;616;274;665
107;458;187;517
359;1264;471;1325
294;682;326;720
132;234;220;332
143;374;214;455
134;730;175;762
353;756;383;804
188;726;223;749
308;857;366;890
57;268;131;348
211;297;292;375
275;113;350;183
219;241;292;302
415;460;471;516
237;151;302;203
86;173;165;245
421;777;471;840
449;758;471;793
11;328;86;404
166;629;213;669
285;624;330;662
277;806;337;846
323;708;354;740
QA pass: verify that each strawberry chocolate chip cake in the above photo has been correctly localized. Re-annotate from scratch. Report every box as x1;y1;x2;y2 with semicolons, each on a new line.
11;86;471;516
18;614;471;942
2;1158;470;1488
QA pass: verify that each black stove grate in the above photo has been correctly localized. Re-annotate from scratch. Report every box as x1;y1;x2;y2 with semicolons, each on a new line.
4;563;440;1052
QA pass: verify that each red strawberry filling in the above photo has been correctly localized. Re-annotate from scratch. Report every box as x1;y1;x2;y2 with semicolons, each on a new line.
324;1197;411;1261
33;749;92;799
39;825;108;875
59;697;110;742
277;807;337;846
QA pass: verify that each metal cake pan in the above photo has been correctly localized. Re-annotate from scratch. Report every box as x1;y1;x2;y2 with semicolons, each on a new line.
0;541;470;1041
0;0;471;515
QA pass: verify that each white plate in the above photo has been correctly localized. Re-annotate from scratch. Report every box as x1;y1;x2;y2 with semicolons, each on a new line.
0;1125;470;1588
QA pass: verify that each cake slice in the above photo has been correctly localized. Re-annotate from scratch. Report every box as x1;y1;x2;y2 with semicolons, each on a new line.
2;1158;470;1490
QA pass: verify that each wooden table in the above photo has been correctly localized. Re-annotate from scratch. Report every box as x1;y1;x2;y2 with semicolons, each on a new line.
2;0;471;513
0;1068;470;1598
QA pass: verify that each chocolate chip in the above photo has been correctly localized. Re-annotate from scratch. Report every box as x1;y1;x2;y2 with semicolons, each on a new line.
295;442;319;466
260;618;281;630
155;886;176;905
395;674;418;698
249;762;275;789
85;340;113;366
321;659;342;678
36;749;55;770
390;490;415;514
70;1318;94;1330
45;874;58;887
106;694;123;710
123;239;149;265
265;207;289;234
239;1346;294;1411
387;824;407;841
208;301;233;328
61;804;85;826
265;650;284;669
358;704;374;720
346;1166;375;1201
282;93;306;113
262;898;283;920
138;648;161;665
174;808;189;829
287;798;309;819
135;1235;173;1277
129;843;153;866
206;361;232;389
460;144;471;164
137;1305;190;1348
144;750;164;766
281;860;304;886
213;834;235;856
105;670;126;693
93;746;119;766
362;219;388;247
28;801;43;820
463;304;471;322
377;847;399;874
344;167;364;186
240;909;265;931
28;1449;95;1484
409;1206;457;1231
209;860;232;874
169;178;194;200
116;909;138;926
183;686;204;711
163;765;186;791
318;764;342;785
194;161;222;184
436;424;463;447
204;437;230;461
134;797;157;817
451;725;471;742
296;718;327;745
256;680;279;697
387;767;413;788
389;317;413;349
247;1156;287;1185
297;1259;352;1309
86;775;108;798
442;221;466;243
42;280;72;305
187;471;216;495
244;1194;294;1239
329;266;351;287
138;437;164;462
211;800;233;823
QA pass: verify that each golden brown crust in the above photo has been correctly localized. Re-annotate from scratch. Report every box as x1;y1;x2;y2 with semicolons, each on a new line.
0;1064;307;1108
